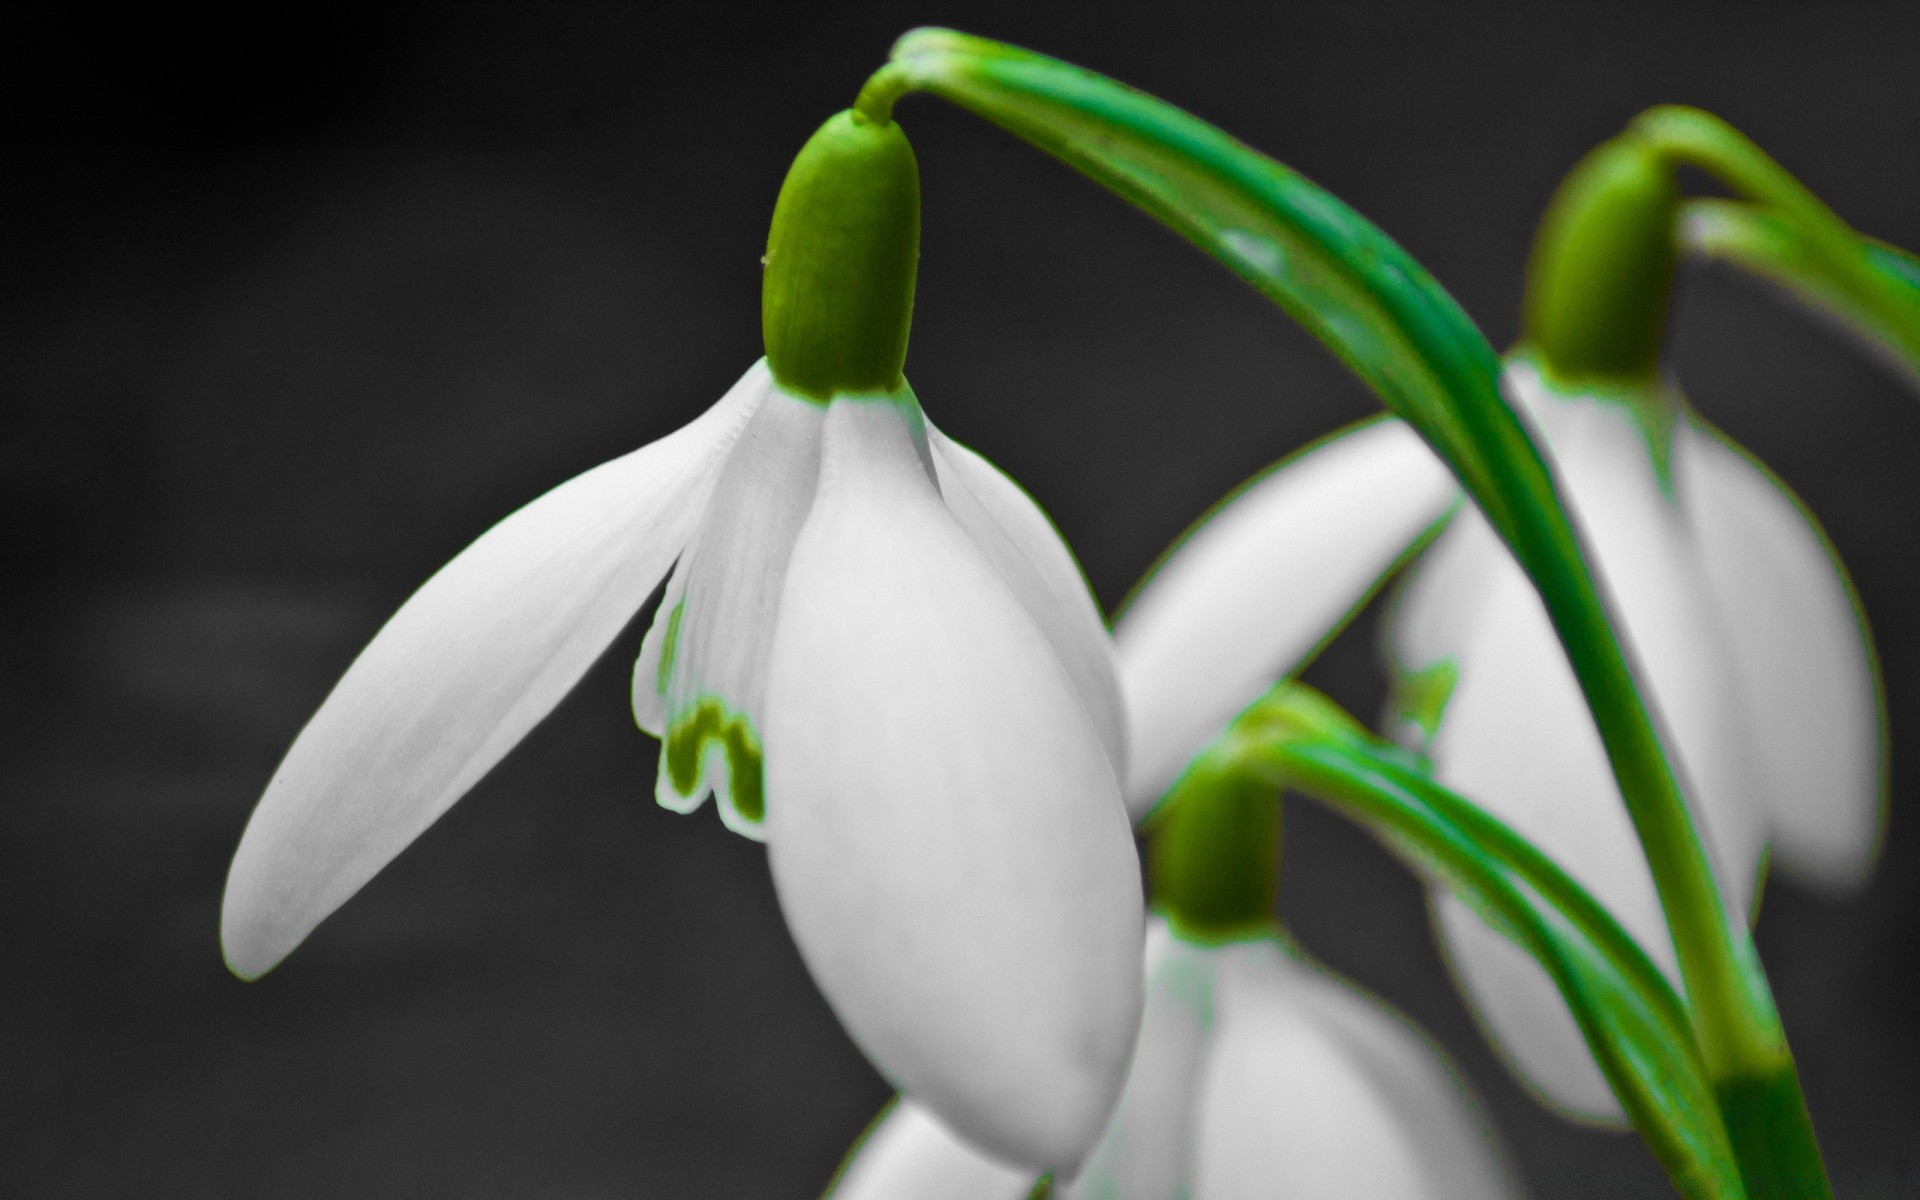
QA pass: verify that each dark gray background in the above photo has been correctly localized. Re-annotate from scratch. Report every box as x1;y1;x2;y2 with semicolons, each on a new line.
4;3;1916;1196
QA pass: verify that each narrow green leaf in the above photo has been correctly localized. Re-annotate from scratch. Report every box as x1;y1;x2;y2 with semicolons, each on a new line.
1681;197;1920;387
1212;688;1742;1198
1362;750;1693;1047
1224;685;1692;1062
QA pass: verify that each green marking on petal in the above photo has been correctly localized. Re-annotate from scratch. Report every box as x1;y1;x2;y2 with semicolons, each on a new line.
722;718;766;824
655;600;684;696
1391;656;1460;746
664;696;767;825
1513;351;1682;499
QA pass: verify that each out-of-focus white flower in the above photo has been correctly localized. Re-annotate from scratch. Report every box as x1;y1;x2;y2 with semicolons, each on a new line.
219;357;1144;1169
827;918;1520;1199
1112;359;1882;1122
1384;360;1881;1119
1114;417;1462;812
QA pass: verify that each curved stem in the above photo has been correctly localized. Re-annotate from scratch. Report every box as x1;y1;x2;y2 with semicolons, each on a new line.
854;62;910;124
1212;687;1741;1197
875;23;1778;1078
863;34;1831;1194
1636;106;1920;376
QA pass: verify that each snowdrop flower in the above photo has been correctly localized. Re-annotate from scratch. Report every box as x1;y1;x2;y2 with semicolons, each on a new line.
1380;359;1880;1120
1112;138;1882;1123
219;108;1144;1170
826;918;1519;1200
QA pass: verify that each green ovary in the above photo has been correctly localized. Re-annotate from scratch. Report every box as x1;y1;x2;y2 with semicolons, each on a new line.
664;697;766;825
1392;657;1460;745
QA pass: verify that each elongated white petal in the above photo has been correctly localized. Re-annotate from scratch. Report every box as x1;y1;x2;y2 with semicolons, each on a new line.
928;420;1127;777
764;391;1144;1172
1115;417;1458;813
220;363;768;980
635;385;826;837
1191;940;1519;1200
1390;367;1765;1120
825;1100;1038;1200
1062;921;1217;1200
1680;420;1885;889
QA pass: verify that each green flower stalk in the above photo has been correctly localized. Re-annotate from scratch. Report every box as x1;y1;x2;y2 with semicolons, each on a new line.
866;24;1757;1104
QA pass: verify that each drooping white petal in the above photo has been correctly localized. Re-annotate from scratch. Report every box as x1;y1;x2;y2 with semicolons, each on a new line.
824;1099;1038;1200
1062;920;1217;1200
634;384;826;837
763;390;1144;1172
1680;419;1885;890
1388;364;1765;1120
1115;417;1458;814
927;419;1128;778
1191;940;1519;1200
222;362;769;980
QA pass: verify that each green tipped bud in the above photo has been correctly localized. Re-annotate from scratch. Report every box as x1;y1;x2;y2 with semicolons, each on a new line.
1147;755;1282;944
1522;135;1680;387
762;110;920;401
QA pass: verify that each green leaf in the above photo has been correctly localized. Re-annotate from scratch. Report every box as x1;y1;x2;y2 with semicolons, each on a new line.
884;29;1507;517
1681;197;1920;388
1213;685;1743;1198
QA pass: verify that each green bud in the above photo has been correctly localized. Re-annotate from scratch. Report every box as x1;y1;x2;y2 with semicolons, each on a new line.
762;110;920;401
1147;755;1282;944
1521;135;1680;387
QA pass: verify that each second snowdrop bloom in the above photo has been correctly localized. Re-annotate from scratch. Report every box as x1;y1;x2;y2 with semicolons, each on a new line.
1112;137;1882;1124
1380;359;1882;1120
219;108;1143;1171
826;919;1520;1200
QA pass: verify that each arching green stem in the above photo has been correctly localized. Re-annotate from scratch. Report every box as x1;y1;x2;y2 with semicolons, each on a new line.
868;30;1819;1195
1631;107;1859;279
1194;683;1741;1198
1635;105;1920;379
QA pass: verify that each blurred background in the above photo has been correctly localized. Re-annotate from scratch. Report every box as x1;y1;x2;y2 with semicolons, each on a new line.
4;3;1917;1195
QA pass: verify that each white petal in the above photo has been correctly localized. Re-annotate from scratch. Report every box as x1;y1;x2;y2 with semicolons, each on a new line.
928;420;1128;778
1190;940;1519;1200
825;1099;1039;1200
763;391;1145;1172
1389;365;1765;1120
1062;920;1217;1200
1114;417;1458;813
221;362;769;979
636;384;826;837
1679;420;1886;890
